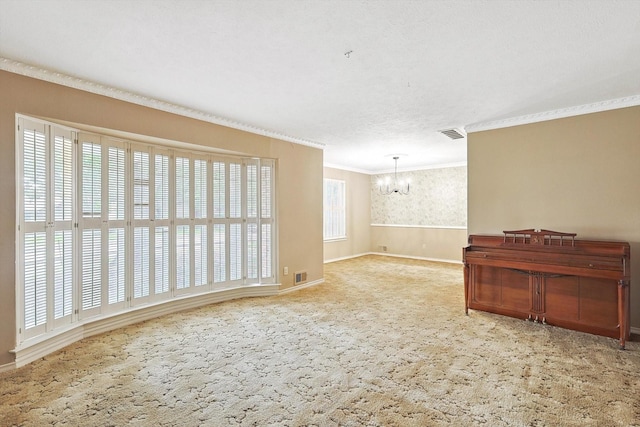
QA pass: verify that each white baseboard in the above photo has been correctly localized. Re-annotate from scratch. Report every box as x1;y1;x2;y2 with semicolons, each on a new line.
369;251;463;265
325;252;462;265
12;284;280;369
324;253;372;263
631;326;640;335
279;278;324;294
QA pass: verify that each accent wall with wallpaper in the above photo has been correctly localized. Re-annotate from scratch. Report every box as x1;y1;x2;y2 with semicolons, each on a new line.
323;165;468;264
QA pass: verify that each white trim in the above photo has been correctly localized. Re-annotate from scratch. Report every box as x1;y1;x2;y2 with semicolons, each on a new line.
324;252;372;263
631;326;640;336
371;224;467;230
465;94;640;133
12;284;279;368
278;278;324;294
371;161;467;175
326;252;462;265
0;58;324;151
326;161;468;175
323;163;373;175
370;252;462;265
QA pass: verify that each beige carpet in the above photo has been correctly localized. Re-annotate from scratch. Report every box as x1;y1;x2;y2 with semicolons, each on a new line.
1;255;639;426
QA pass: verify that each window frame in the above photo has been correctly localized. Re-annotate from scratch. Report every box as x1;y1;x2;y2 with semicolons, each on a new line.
323;178;346;241
15;115;277;345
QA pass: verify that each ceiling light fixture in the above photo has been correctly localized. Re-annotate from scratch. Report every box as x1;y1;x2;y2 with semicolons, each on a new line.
377;156;410;195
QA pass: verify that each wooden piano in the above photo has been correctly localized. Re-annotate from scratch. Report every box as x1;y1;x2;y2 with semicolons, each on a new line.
463;229;631;348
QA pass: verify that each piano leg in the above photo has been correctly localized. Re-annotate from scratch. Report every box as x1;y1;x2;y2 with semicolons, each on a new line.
618;280;630;350
464;262;470;315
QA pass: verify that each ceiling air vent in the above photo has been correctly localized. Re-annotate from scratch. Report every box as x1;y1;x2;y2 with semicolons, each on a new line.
439;128;466;140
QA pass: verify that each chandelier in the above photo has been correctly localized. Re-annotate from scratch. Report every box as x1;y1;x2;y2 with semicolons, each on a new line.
377;156;410;195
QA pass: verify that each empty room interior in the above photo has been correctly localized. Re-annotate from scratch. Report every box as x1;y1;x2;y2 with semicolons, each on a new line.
1;0;640;425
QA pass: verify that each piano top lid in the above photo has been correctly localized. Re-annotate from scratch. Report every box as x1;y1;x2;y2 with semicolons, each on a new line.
466;231;630;257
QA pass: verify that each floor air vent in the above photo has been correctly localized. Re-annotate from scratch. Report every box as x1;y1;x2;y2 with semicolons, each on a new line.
439;128;466;140
295;271;307;285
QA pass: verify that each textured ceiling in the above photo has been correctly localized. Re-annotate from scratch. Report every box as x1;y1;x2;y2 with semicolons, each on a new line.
1;0;639;173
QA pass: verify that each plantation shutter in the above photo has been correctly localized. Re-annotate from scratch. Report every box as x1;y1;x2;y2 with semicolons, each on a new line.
106;143;127;311
260;161;274;281
175;156;191;293
79;134;104;318
246;161;258;282
153;150;171;299
52;127;74;327
193;159;208;288
229;162;243;282
20;120;48;338
212;161;226;284
132;148;151;303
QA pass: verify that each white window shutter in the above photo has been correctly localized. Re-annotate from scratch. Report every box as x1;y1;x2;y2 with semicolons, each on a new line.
155;226;170;295
213;223;226;283
82;229;101;311
194;224;207;287
108;147;125;221
213;161;225;219
134;227;150;298
22;127;47;223
176;225;190;289
176;156;190;219
230;223;242;281
155;154;169;220
53;134;73;222
194;159;207;219
133;151;150;220
23;232;47;330
53;229;73;320
108;228;125;305
82;142;102;219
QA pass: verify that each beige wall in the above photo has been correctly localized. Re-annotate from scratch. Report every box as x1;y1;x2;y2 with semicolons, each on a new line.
323;167;371;262
468;106;640;329
371;226;467;262
0;70;324;365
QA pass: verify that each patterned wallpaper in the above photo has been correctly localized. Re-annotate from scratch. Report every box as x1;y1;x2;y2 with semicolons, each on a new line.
371;165;467;227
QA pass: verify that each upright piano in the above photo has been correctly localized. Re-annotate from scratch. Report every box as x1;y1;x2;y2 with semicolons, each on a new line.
463;229;631;348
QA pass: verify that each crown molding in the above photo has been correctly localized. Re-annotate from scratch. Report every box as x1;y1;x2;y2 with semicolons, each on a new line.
325;160;467;175
0;57;325;150
372;161;467;175
323;163;374;175
465;94;640;133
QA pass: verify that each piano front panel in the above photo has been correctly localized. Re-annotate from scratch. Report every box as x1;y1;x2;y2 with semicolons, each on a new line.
544;275;580;322
577;277;619;329
470;265;530;316
473;265;501;306
500;269;530;312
